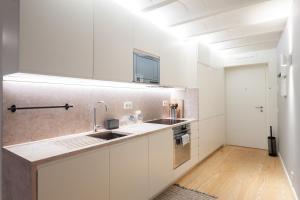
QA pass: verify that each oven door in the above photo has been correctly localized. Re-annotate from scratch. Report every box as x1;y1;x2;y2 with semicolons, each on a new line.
173;134;191;169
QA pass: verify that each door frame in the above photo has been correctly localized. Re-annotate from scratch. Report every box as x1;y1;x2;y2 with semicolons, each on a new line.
224;63;269;149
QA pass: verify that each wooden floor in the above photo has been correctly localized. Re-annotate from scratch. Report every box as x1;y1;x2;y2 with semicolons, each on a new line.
177;146;295;200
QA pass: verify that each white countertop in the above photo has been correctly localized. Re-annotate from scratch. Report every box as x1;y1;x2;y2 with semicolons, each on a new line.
3;119;197;164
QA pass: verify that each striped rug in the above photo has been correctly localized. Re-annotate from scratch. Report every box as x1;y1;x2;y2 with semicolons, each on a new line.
154;184;217;200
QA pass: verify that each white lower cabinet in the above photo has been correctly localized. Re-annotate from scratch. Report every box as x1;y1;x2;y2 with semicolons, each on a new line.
37;124;202;200
191;122;199;160
198;116;225;162
109;137;149;200
149;129;173;198
198;119;210;161
37;147;109;200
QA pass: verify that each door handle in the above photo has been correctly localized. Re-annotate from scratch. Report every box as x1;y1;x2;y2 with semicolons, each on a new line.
255;106;264;112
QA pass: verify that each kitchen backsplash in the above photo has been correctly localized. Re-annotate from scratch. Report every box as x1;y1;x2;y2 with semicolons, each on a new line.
3;80;198;146
171;88;199;119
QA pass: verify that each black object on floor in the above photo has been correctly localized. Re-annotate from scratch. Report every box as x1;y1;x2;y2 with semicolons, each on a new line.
268;126;277;157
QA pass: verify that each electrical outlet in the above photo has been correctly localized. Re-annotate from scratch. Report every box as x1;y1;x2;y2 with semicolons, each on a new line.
123;101;133;110
290;171;295;181
163;100;169;107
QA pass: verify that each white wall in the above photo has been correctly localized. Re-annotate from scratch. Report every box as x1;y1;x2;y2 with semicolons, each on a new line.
0;0;3;198
276;0;300;197
198;44;226;157
223;50;278;140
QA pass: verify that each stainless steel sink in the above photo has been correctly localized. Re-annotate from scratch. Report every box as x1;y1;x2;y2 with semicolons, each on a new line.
88;131;127;140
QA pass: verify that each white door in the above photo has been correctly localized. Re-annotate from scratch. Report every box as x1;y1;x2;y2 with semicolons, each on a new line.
226;65;267;149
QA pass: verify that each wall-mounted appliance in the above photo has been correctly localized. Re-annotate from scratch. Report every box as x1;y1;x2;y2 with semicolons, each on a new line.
133;50;160;84
279;53;292;97
280;54;292;68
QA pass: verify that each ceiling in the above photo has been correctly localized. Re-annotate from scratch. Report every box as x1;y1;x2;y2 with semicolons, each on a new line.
114;0;292;55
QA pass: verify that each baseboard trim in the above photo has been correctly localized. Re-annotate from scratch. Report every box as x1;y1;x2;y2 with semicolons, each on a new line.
278;153;299;200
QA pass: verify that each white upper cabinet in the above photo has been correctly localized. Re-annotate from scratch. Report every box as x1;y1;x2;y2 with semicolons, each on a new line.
183;44;198;88
94;0;134;82
19;0;94;78
160;33;182;86
15;0;197;87
160;33;198;87
133;17;162;56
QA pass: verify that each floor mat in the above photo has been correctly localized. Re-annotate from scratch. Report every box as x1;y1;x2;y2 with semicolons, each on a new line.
154;184;217;200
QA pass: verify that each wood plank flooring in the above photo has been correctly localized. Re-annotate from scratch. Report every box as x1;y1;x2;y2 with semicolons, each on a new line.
177;145;295;200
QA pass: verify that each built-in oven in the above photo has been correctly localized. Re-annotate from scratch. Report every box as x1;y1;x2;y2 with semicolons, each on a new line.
173;123;191;169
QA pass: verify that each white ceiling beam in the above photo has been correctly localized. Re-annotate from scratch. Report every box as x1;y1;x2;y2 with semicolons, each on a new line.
186;17;286;39
187;25;239;38
211;31;282;45
169;0;271;27
208;27;284;44
219;39;279;50
142;0;178;12
173;0;289;39
222;41;277;54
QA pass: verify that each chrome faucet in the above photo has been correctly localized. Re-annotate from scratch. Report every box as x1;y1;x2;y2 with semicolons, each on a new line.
94;101;110;132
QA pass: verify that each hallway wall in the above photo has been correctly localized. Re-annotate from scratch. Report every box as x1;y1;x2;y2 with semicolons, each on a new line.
277;0;300;198
0;0;3;199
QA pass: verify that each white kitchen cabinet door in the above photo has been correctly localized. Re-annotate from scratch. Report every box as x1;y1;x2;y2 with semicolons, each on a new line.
191;121;199;139
94;0;134;82
160;32;180;86
149;129;173;198
160;34;198;87
190;122;199;160
184;44;198;88
110;137;149;200
38;147;109;200
19;0;94;78
160;46;182;86
191;137;199;159
198;119;211;162
198;116;225;162
133;17;162;56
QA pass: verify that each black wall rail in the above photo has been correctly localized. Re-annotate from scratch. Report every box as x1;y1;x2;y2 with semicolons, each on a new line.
8;104;74;113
